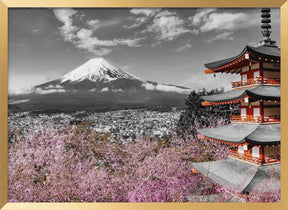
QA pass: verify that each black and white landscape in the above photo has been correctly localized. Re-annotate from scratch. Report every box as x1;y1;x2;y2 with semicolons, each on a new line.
9;57;191;112
8;8;279;113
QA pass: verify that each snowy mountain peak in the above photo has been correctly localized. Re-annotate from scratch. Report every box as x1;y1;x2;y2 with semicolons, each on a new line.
34;57;191;95
61;57;139;83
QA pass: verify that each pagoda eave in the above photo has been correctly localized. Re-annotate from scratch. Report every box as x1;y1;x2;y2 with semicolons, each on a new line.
206;58;253;74
246;124;280;145
198;134;243;146
197;123;280;145
202;95;248;106
201;85;280;106
191;158;280;193
204;45;280;71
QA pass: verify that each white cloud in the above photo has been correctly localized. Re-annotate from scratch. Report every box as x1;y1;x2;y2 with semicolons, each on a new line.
32;28;39;33
53;9;142;56
154;10;176;18
87;19;100;29
112;89;123;93
55;84;63;89
130;8;160;17
190;9;257;32
189;8;217;26
75;32;142;55
33;84;66;94
141;82;191;94
91;48;113;56
100;19;122;27
129;8;198;42
125;9;161;29
125;17;148;29
189;9;259;42
100;87;109;92
53;9;78;42
174;43;194;52
118;38;142;47
145;14;195;41
76;28;93;40
87;18;121;30
155;84;190;93
89;88;96;92
142;82;154;90
35;88;66;95
200;12;253;32
45;84;63;90
8;99;30;105
206;31;234;43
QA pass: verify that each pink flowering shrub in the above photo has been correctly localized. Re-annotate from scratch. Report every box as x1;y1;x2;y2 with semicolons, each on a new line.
247;190;280;202
8;118;279;202
212;177;281;203
8;120;229;202
246;177;280;202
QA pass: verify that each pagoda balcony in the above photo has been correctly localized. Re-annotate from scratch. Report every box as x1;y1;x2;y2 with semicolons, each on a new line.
230;115;280;123
228;149;280;166
231;77;280;88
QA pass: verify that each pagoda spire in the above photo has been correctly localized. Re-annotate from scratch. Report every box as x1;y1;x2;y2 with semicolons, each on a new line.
257;8;277;47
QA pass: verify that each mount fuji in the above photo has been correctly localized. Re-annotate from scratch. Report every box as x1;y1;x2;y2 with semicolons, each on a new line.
9;58;191;112
34;58;190;94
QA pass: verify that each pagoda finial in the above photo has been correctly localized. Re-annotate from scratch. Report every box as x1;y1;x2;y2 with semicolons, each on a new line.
257;8;277;47
261;8;272;40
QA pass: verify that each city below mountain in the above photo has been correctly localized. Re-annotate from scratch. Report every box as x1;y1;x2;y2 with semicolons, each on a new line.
9;58;191;113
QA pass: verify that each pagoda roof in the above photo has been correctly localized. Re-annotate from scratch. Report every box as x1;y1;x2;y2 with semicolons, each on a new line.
246;85;280;100
201;85;280;104
246;124;280;144
191;158;280;193
205;45;280;69
197;123;280;144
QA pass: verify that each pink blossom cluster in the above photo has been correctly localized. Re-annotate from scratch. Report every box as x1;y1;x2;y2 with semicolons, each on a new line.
8;121;226;202
8;119;279;202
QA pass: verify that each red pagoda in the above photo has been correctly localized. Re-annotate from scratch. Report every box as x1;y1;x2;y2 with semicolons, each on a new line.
192;8;280;194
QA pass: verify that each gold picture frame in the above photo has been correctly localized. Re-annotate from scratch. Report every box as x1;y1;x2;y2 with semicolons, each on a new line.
1;0;287;209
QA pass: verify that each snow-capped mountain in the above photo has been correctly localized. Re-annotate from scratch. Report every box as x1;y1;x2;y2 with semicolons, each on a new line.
9;58;191;112
61;58;140;83
34;58;191;94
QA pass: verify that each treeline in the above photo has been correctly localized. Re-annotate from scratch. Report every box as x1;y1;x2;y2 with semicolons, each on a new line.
177;88;239;136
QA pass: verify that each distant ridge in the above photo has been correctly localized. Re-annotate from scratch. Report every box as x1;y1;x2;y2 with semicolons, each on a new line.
34;57;191;94
9;58;191;112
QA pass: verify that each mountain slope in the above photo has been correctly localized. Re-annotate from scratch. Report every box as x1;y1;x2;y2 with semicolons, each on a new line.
34;57;191;94
61;58;140;82
10;58;191;112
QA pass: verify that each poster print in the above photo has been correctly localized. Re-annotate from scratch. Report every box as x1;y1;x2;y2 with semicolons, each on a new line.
8;7;280;203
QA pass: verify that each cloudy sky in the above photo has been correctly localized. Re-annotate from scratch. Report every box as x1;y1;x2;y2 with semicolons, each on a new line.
8;8;280;94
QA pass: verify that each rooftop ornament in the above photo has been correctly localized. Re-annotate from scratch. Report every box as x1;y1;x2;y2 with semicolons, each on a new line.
257;8;277;47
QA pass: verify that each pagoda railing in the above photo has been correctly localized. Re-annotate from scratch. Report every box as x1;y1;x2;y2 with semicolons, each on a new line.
228;149;280;165
230;115;280;123
231;77;280;88
228;149;262;165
